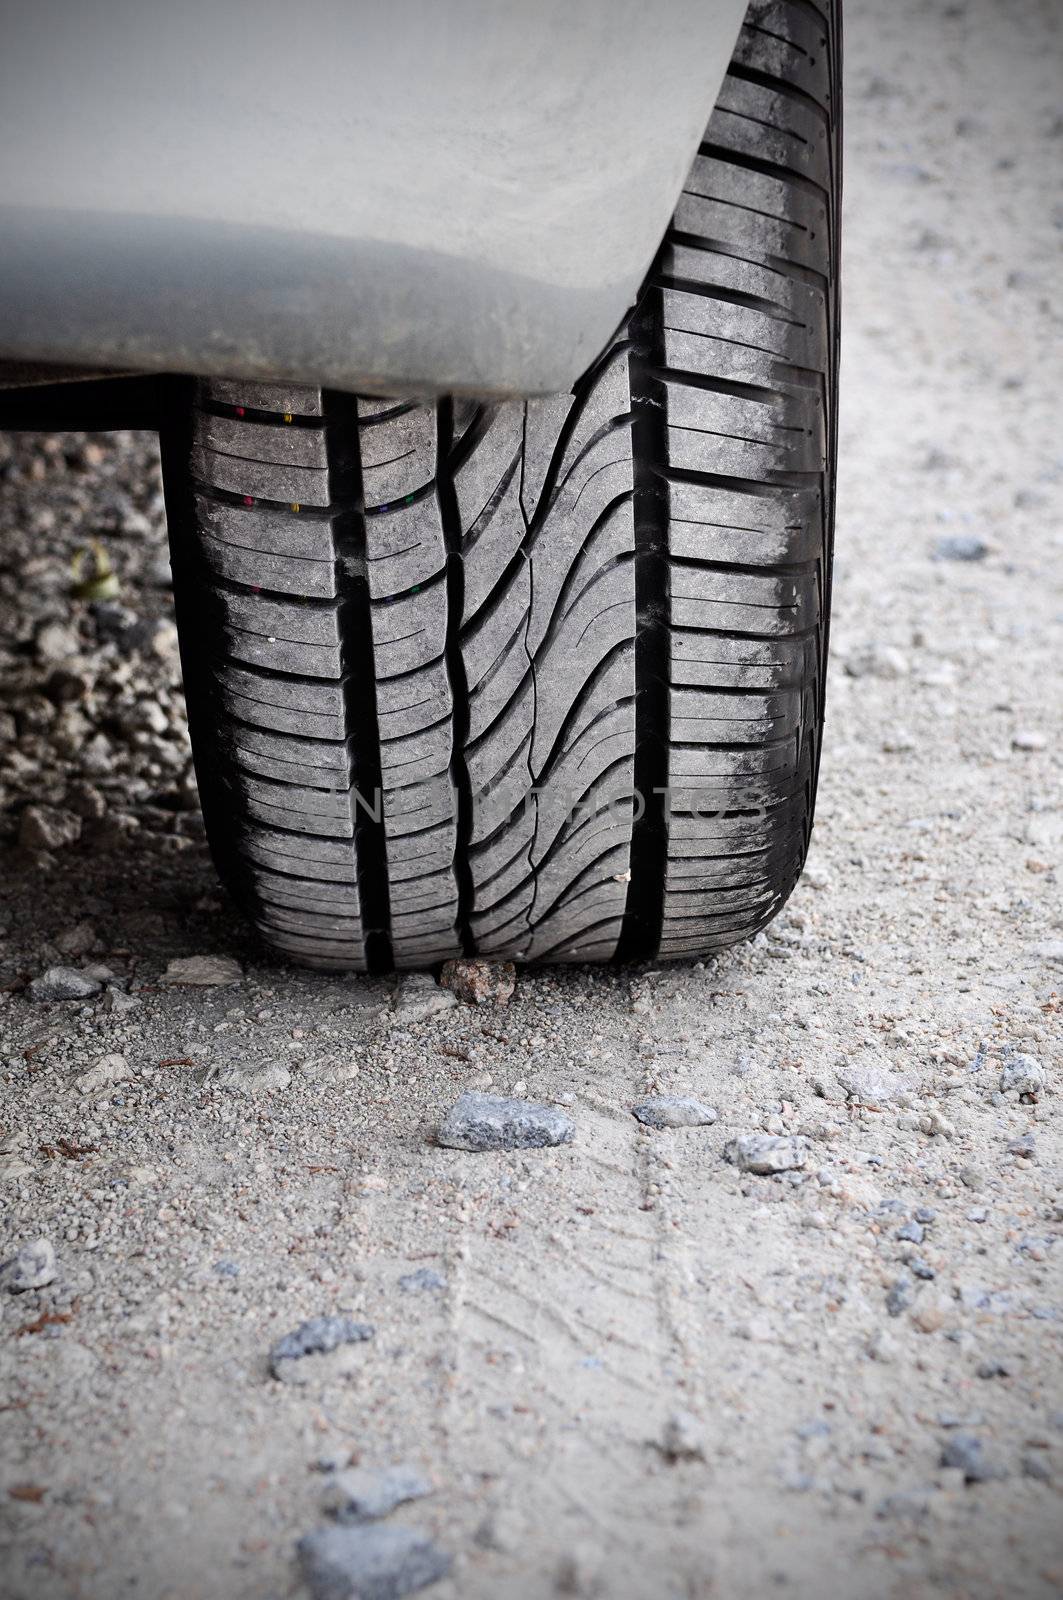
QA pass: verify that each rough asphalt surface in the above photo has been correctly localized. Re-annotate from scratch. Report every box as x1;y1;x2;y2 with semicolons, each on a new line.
1;1;1061;1595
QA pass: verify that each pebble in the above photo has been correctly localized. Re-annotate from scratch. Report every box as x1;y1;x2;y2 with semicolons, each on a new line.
18;804;82;852
28;966;102;1002
976;1359;1011;1380
390;973;457;1022
1;1237;57;1292
437;1092;574;1152
631;1095;718;1129
438;958;516;1007
1011;730;1047;752
659;1410;708;1463
321;1464;433;1525
999;1055;1045;1097
1007;1134;1037;1159
933;534;989;561
73;1053;131;1096
886;1277;914;1317
161;954;243;987
1021;1454;1052;1483
895;1220;924;1245
398;1268;447;1295
939;1432;1007;1483
844;642;909;680
270;1316;376;1383
297;1523;451;1600
723;1133;810;1175
835;1062;912;1108
213;1063;291;1095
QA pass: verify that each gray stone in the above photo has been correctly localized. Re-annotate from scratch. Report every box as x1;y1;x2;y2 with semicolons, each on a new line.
390;973;456;1022
28;966;102;1003
885;1276;914;1317
297;1523;451;1600
161;954;243;987
659;1410;708;1463
437;1092;574;1152
933;534;989;562
1021;1454;1052;1483
976;1359;1011;1379
632;1095;717;1129
270;1316;375;1382
18;805;82;852
321;1464;433;1524
73;1053;131;1096
895;1220;925;1245
213;1062;291;1095
1007;1133;1037;1159
836;1062;911;1107
844;642;909;680
999;1055;1045;1097
723;1133;810;1175
1;1237;57;1292
939;1432;1007;1483
398;1268;447;1295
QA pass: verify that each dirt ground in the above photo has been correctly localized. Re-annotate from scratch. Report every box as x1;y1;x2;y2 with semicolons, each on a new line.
1;1;1061;1596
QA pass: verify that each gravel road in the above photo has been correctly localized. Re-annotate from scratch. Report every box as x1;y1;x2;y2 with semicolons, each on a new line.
1;1;1061;1596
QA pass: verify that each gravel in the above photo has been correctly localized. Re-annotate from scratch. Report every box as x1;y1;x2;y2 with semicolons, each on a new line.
436;1092;575;1151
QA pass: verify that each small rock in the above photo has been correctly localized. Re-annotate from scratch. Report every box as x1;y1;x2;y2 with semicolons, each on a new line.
1012;730;1047;752
437;1092;574;1152
18;805;82;852
911;1296;950;1334
398;1268;447;1295
959;1165;985;1191
213;1062;291;1095
390;973;457;1022
910;1258;936;1281
321;1465;433;1525
1028;939;1063;966
631;1095;717;1129
0;1156;35;1181
976;1359;1011;1380
999;1055;1045;1097
1;1238;57;1292
933;535;989;562
886;1277;913;1317
73;1052;130;1096
895;1220;924;1245
1007;1133;1037;1159
297;1523;451;1600
836;1062;911;1108
439;958;516;1007
1021;1454;1052;1483
270;1316;375;1384
54;920;98;957
161;954;243;987
844;643;909;680
28;966;102;1003
939;1432;1007;1484
659;1410;707;1463
723;1133;809;1175
35;621;80;662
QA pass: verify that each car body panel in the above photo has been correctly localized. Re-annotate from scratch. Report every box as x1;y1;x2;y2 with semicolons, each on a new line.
0;0;748;396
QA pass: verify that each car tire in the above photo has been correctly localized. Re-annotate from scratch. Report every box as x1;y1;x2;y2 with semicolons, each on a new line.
160;0;841;971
